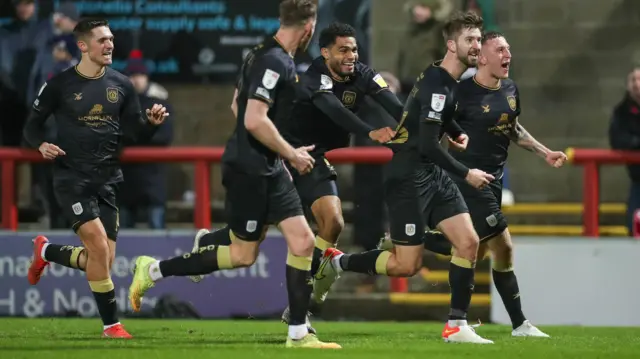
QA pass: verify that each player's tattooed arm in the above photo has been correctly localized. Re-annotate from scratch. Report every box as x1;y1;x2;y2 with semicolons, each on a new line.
506;117;550;158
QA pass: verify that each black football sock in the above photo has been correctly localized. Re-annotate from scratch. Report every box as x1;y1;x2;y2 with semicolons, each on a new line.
158;245;233;277
44;244;85;270
89;279;118;326
286;252;313;327
310;247;323;277
198;226;232;247
448;256;476;321
310;235;334;277
492;267;526;329
339;250;391;275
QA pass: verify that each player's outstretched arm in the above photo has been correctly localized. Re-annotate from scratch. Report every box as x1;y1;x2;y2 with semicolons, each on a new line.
370;89;404;123
364;71;404;123
312;92;394;143
505;117;549;157
506;117;566;168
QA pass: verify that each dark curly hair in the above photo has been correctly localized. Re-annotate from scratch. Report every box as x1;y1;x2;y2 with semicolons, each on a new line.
318;22;357;49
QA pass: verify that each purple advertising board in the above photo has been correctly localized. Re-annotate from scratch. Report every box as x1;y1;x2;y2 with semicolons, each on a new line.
0;231;288;318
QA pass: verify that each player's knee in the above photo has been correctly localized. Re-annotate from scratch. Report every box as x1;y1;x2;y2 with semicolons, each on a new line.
229;244;259;268
288;231;315;257
391;261;421;277
456;233;480;260
388;250;422;277
81;232;109;258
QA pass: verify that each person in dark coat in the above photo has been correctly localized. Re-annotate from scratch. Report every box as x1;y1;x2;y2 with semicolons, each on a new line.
609;68;640;235
119;50;174;229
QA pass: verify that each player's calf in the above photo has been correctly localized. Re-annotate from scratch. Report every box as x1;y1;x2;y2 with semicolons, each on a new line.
309;196;343;275
77;220;122;332
487;230;525;327
41;242;87;270
318;244;423;278
309;196;344;307
279;215;316;341
438;214;479;325
487;230;548;337
129;239;245;312
29;236;88;285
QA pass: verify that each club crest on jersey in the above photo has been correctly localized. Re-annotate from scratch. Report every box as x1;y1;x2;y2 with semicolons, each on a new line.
262;69;280;90
507;95;517;111
342;91;356;106
106;87;119;103
246;220;257;233
431;94;446;112
405;224;416;236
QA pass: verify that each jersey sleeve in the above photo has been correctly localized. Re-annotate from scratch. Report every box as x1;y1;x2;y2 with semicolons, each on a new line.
363;67;391;95
416;80;470;177
23;81;58;148
416;80;448;124
246;53;289;107
311;92;374;136
297;71;334;100
513;84;522;117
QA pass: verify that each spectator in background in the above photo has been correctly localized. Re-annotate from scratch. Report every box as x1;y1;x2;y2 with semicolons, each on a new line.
461;0;499;31
0;0;43;146
119;50;174;229
29;2;80;107
609;68;640;235
395;0;453;96
48;34;79;79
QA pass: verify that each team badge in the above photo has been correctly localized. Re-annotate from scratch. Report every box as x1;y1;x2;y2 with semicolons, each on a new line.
405;224;416;236
507;95;517;111
246;220;257;233
342;91;356;106
106;87;119;103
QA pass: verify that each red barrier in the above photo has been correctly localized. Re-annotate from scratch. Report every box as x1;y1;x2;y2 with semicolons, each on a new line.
0;146;407;291
567;147;640;237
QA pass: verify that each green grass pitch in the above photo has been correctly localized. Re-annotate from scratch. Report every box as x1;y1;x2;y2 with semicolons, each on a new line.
1;318;639;359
